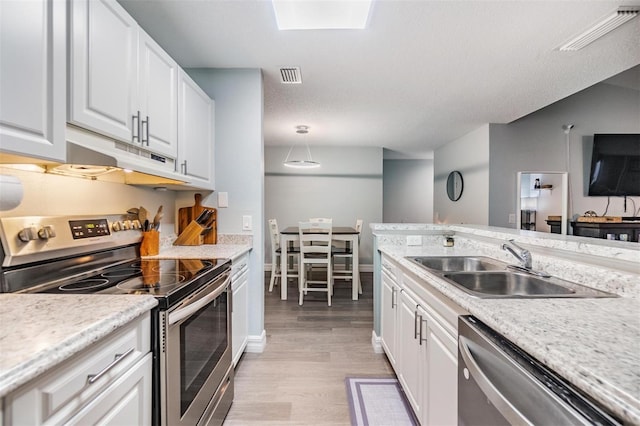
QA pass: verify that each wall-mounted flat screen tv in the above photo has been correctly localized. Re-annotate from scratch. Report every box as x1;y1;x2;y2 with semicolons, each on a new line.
588;134;640;196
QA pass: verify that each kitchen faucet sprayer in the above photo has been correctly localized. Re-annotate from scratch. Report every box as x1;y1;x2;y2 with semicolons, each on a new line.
502;239;551;278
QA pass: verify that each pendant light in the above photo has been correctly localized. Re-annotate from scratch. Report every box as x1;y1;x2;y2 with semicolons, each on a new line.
283;125;320;169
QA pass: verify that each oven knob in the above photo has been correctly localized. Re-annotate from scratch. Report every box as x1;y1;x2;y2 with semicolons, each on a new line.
18;227;38;242
112;221;122;232
131;219;142;230
122;220;131;230
38;225;56;240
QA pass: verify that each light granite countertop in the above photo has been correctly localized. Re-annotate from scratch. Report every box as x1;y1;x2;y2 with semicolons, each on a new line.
0;294;157;398
144;243;251;262
378;243;640;424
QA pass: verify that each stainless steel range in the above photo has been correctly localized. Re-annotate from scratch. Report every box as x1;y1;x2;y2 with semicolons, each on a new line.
0;215;234;426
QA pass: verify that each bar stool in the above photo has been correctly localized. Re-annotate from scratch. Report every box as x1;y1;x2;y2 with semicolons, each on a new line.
268;219;299;292
298;221;333;306
332;219;363;294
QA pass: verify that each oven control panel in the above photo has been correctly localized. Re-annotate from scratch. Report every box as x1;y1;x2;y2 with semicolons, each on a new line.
69;219;110;239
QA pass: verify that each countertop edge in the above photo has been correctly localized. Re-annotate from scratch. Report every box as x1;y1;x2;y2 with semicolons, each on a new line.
0;296;157;398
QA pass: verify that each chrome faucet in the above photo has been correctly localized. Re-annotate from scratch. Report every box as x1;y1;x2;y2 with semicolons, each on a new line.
502;239;532;269
501;239;551;277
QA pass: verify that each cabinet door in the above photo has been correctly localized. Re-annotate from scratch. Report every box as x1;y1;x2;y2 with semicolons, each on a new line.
138;29;178;158
66;353;152;426
398;288;423;419
69;0;138;143
380;268;398;368
232;268;249;366
424;312;458;426
0;0;66;162
178;70;214;187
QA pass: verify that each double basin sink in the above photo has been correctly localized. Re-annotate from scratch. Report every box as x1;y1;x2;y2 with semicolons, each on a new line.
407;256;616;299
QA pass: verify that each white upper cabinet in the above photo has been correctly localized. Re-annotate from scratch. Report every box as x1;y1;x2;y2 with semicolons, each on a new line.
0;0;66;162
68;0;138;144
69;0;178;158
138;30;178;157
178;70;214;189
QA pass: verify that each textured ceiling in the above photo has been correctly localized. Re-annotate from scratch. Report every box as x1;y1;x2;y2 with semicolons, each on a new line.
119;0;640;159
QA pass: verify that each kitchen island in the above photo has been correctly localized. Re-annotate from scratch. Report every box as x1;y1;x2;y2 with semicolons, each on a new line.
372;224;640;424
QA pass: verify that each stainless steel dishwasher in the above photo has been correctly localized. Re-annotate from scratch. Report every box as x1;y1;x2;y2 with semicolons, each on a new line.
457;316;621;426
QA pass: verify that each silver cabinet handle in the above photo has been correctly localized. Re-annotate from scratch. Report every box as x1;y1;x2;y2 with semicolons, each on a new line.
141;115;149;145
458;336;531;425
419;315;427;345
181;160;188;175
87;347;135;384
391;286;397;308
132;111;141;143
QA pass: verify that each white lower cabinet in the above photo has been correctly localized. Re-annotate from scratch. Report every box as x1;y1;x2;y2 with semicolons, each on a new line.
380;258;399;368
379;255;465;425
3;313;152;425
398;287;424;420
231;253;250;366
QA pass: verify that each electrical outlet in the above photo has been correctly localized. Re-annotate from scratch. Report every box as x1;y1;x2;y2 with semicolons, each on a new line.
508;213;516;224
407;235;422;246
242;215;252;231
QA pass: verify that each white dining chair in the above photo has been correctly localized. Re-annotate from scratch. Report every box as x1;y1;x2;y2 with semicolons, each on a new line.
268;219;299;292
332;219;363;294
298;221;333;306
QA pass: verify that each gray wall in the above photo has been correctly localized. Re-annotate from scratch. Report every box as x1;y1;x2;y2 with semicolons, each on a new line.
383;159;434;223
265;146;382;266
434;124;490;225
489;81;640;228
187;68;265;339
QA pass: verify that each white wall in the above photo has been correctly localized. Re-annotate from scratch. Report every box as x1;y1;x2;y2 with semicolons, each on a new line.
0;166;176;226
434;124;490;225
265;146;382;266
187;68;265;339
383;159;433;223
489;79;640;227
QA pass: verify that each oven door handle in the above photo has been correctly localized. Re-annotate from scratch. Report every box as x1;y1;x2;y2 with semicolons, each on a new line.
458;335;532;426
169;274;230;326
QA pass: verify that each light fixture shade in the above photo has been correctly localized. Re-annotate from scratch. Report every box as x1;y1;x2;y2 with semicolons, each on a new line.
283;125;320;169
283;160;321;169
272;0;372;30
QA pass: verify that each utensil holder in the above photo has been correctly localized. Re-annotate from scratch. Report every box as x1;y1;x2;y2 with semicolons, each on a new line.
173;221;205;246
140;230;160;256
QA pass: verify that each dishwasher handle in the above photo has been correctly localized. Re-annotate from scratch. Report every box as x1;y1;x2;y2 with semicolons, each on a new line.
458;335;533;426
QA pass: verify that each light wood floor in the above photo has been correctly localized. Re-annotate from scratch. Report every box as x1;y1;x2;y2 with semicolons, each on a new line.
223;272;394;425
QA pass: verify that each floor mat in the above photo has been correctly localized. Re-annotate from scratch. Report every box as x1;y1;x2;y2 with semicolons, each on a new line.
345;376;419;426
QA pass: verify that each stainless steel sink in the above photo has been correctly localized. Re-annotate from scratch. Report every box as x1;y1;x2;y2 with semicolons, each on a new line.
441;271;617;299
407;256;507;272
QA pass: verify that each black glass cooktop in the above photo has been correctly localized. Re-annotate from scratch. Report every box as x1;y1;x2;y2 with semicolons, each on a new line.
38;258;231;309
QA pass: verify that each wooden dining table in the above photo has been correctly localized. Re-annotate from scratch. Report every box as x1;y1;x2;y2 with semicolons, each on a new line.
279;226;360;301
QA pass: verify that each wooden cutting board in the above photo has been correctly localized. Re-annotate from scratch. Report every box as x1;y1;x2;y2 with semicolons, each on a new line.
177;193;217;244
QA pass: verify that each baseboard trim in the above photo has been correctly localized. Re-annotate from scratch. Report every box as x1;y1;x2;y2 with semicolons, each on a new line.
371;330;383;353
245;330;266;353
265;263;373;272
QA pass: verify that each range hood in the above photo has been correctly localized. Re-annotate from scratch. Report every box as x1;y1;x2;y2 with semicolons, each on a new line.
49;125;189;186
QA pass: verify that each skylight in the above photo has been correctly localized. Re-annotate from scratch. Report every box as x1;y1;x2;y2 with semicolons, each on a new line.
272;0;373;30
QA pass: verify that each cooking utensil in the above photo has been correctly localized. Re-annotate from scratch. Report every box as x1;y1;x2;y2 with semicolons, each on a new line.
127;207;139;216
138;206;148;227
143;219;150;232
152;205;163;230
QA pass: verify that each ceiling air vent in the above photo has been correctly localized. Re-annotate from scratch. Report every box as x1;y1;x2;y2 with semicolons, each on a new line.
559;6;639;51
280;67;302;84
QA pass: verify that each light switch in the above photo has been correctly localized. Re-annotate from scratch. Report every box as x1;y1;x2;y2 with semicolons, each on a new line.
218;192;228;208
242;215;252;231
508;213;516;224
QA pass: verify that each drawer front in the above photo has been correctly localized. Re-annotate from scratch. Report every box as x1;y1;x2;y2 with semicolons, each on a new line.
6;313;150;425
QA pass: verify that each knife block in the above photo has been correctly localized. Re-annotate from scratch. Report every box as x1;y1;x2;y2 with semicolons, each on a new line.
173;221;205;246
